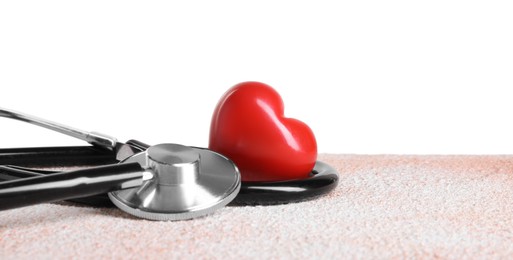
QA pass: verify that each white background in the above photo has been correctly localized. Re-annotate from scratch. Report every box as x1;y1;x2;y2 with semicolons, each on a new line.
0;1;512;154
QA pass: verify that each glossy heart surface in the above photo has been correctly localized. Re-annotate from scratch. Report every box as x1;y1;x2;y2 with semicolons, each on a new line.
209;82;317;182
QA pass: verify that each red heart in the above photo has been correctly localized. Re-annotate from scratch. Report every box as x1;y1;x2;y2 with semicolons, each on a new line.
209;82;317;182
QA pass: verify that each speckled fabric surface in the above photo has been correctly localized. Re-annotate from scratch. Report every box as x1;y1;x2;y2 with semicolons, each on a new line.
2;154;513;259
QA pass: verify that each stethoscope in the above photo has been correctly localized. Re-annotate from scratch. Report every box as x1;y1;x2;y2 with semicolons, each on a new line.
0;107;338;221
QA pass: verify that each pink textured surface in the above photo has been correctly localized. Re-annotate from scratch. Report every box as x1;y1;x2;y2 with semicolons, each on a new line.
2;154;513;258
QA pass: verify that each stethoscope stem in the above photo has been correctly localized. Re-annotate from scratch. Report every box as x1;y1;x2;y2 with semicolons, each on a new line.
0;107;118;150
0;163;151;211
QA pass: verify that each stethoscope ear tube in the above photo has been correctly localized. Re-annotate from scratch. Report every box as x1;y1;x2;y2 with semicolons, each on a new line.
0;163;149;211
233;161;339;205
0;140;150;170
0;146;118;168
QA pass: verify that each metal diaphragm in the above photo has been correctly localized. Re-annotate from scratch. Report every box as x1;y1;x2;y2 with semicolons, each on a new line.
109;143;241;221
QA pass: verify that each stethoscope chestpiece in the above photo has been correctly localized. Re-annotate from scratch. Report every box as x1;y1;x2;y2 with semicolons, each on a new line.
109;144;241;221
